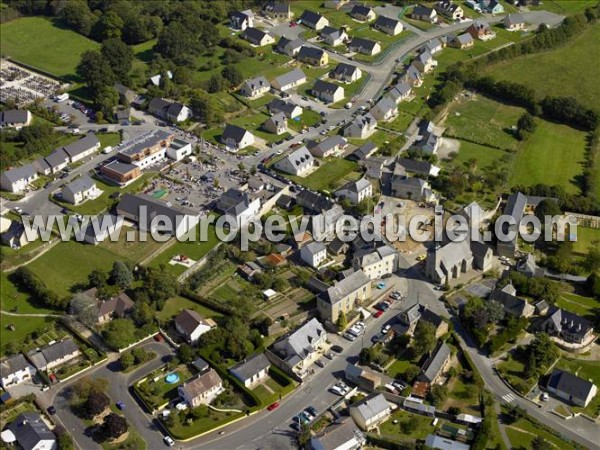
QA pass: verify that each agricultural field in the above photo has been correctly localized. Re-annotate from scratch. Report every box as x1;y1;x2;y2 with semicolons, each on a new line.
0;17;99;80
485;23;600;111
530;0;596;16
509;120;587;195
443;95;523;151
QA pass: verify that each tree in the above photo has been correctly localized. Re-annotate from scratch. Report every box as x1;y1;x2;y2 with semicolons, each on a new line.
132;301;154;326
534;198;562;223
131;347;148;364
336;311;348;331
178;343;196;364
59;0;95;36
207;74;223;93
583;247;600;273
102;318;137;350
70;293;99;327
110;261;133;288
516;112;537;140
412;320;436;357
55;425;75;450
485;300;505;324
77;50;115;91
586;271;600;298
532;436;553;450
72;377;108;401
84;391;110;419
92;85;119;121
101;38;134;82
428;384;448;407
404;365;420;383
400;415;419;434
119;351;135;370
526;333;559;376
103;413;128;440
221;65;244;88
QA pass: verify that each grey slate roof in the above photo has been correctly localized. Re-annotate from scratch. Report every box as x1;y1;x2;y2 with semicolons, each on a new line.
413;5;436;16
222;124;250;144
0;109;29;125
348;37;379;52
351;5;374;17
332;63;360;79
319;269;370;305
7;412;55;450
351;393;390;421
320;26;345;40
420;342;450;382
2;163;37;183
425;435;470;450
545;307;593;339
277;36;303;53
454;33;473;45
311;417;363;450
117;193;197;223
280;318;325;360
374;15;400;30
241;27;271;44
242;75;270;92
1;354;32;376
397;157;433;176
273;68;306;88
61;133;99;159
299;46;326;60
229;353;271;381
44;149;69;169
267;99;301;117
64;175;95;196
296;189;333;212
175;309;210;336
348;142;378;161
547;369;596;405
299;10;325;27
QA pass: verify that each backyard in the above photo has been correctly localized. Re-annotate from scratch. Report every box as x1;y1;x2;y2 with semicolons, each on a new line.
379;408;437;441
156;295;223;322
572;227;600;255
134;364;193;410
285;158;361;192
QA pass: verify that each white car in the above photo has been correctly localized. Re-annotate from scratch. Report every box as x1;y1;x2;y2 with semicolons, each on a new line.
382;324;391;334
163;436;175;447
343;332;356;341
330;385;345;396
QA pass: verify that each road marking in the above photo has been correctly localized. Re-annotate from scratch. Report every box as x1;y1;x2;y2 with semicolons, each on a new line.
502;393;516;403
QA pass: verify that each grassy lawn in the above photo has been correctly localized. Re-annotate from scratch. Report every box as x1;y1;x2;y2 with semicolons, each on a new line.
509;120;587;195
554;358;600;417
0;17;99;81
496;355;535;395
444;357;482;414
204;111;290;144
506;415;577;450
387;357;419;379
384;111;415;133
0;237;51;269
485;23;600;110
157;295;223;322
163;409;244;440
285;158;360;192
97;230;166;264
444;95;523;151
135;364;193;409
572;227;600;255
25;240;125;296
287;110;322;132
379;408;436;440
556;293;600;318
149;223;219;276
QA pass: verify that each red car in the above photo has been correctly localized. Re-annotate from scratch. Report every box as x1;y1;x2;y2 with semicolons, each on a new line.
154;334;164;342
374;310;384;318
267;402;280;411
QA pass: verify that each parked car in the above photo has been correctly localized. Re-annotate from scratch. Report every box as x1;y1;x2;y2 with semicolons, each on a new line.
324;351;334;360
416;254;427;261
267;402;280;411
163;436;174;447
47;406;56;415
116;401;126;410
343;332;356;341
330;345;343;353
382;324;391;334
306;406;318;417
377;282;386;289
315;359;326;368
374;310;384;318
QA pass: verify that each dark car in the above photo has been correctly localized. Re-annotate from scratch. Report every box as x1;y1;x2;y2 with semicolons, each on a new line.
330;345;343;353
306;406;317;417
47;406;57;415
116;401;126;410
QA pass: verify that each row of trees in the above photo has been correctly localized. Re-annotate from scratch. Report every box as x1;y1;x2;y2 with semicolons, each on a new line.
12;267;68;309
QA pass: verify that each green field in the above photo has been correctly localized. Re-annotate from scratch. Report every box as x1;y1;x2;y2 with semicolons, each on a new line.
25;240;125;296
555;358;600;417
572;227;600;255
485;23;600;111
509;120;587;194
444;95;523;151
556;293;600;319
531;0;596;16
505;415;577;450
0;17;99;80
452;141;512;170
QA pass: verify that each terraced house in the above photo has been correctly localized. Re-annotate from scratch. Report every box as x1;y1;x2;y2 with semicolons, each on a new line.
317;269;372;324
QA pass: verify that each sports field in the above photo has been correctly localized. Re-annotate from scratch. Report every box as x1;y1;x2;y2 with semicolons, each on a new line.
485;23;600;111
0;17;99;80
509;120;587;195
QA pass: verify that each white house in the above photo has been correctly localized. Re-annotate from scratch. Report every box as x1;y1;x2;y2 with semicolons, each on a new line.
148;98;191;123
272;318;327;375
547;369;597;407
344;114;377;139
371;96;398;121
349;393;391;431
330;63;362;83
299;10;329;30
178;369;223;407
217;188;262;228
241;27;275;46
221;125;255;150
334;177;372;204
267;99;303;119
274;146;314;176
175;309;217;344
320;26;348;46
373;15;403;36
62;175;99;205
26;339;80;371
61;133;101;163
0;354;36;389
347;37;381;55
263;112;288;135
413;51;438;73
5;412;56;450
240;76;270;98
230;9;254;30
354;245;398;280
312;80;344;104
350;4;376;21
311;417;366;450
503;13;526;31
300;241;327;268
229;353;271;387
165;138;193;161
0;163;38;193
0;110;32;129
276;36;303;57
271;68;307;92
